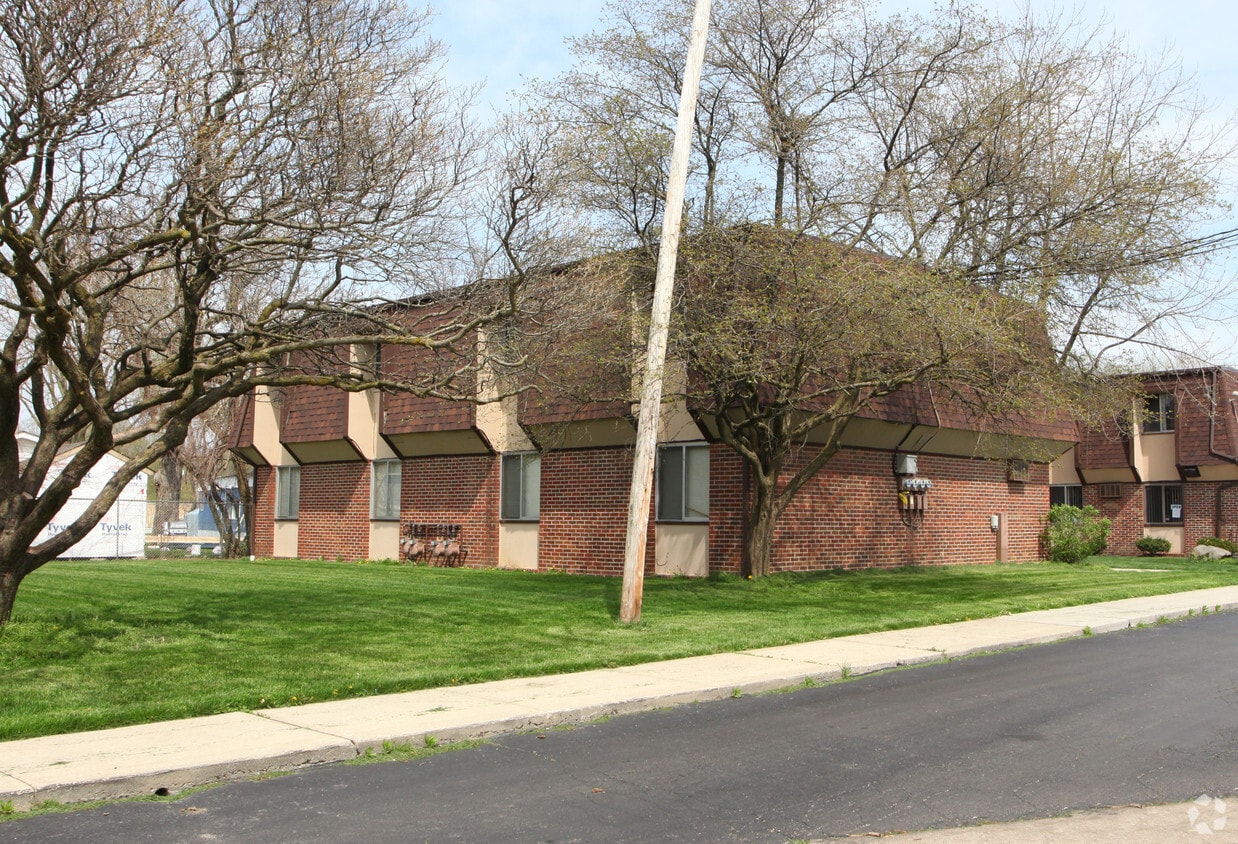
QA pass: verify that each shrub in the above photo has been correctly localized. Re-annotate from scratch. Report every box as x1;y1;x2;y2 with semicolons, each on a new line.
1196;536;1238;554
1043;505;1111;563
1135;536;1172;556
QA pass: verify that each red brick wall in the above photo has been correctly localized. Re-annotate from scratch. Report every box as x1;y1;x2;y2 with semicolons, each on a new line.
1216;483;1238;548
298;462;370;561
251;444;1066;571
538;447;656;576
912;454;1048;566
1087;480;1238;555
401;454;500;568
252;465;274;557
1183;484;1207;551
710;446;1050;572
708;446;746;572
1213;483;1238;548
1084;483;1142;555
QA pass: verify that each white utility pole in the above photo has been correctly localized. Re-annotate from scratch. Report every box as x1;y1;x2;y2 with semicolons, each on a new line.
619;0;713;624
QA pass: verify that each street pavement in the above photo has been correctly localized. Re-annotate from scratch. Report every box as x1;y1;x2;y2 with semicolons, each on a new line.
2;584;1238;841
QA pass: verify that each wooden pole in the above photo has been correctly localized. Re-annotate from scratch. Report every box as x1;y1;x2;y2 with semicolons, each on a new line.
619;0;713;625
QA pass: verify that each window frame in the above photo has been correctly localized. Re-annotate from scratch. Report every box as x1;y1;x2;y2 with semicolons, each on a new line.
1049;484;1084;509
1142;393;1175;433
371;459;402;521
275;465;301;521
500;452;541;522
1145;483;1183;525
656;442;710;523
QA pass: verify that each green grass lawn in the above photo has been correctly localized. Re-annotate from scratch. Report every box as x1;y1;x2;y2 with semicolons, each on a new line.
0;554;1235;742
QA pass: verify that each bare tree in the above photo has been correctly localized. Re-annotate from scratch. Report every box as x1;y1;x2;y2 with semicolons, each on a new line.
541;0;1234;364
842;5;1236;371
534;0;744;244
179;400;249;558
528;0;1235;577
0;0;518;624
520;226;1088;577
675;227;1082;576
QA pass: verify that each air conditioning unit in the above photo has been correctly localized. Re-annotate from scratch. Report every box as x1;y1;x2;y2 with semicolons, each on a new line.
1098;483;1123;499
1007;460;1030;483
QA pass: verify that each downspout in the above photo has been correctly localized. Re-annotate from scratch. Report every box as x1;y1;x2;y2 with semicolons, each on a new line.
1207;369;1238;540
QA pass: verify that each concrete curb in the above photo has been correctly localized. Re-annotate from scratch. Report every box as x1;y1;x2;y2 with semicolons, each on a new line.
0;712;355;810
3;584;1237;812
840;799;1238;843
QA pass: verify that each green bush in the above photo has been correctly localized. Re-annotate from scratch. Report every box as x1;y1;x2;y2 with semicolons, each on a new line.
1043;504;1111;563
1196;536;1238;554
1135;536;1172;556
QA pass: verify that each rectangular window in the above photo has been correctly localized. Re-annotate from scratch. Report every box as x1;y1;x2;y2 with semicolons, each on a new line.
1142;393;1175;433
657;443;710;522
500;452;540;521
275;465;301;520
1145;484;1183;524
371;459;401;520
1049;485;1083;508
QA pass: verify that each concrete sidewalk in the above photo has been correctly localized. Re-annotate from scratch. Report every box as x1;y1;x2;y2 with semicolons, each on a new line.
2;585;1237;830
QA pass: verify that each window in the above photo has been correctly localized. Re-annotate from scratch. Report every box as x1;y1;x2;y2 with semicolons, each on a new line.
657;443;710;522
1049;485;1083;508
1142;393;1175;433
371;459;402;520
275;465;301;520
1145;484;1183;524
501;452;540;521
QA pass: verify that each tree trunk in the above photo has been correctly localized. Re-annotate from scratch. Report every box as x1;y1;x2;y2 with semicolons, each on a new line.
154;451;184;532
0;566;22;627
203;484;239;557
773;152;787;225
232;455;254;557
745;476;781;577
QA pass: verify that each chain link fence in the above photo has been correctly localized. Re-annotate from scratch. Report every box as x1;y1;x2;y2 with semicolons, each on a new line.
145;497;247;557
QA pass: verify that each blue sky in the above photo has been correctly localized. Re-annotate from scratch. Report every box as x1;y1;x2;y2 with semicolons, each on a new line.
426;0;1237;364
426;1;604;106
427;0;1238;111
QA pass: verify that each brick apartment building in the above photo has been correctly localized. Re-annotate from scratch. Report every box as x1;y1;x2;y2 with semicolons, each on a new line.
1049;367;1238;555
231;331;1079;575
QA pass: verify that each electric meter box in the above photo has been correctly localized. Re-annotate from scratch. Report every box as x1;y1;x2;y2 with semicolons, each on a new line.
894;454;918;476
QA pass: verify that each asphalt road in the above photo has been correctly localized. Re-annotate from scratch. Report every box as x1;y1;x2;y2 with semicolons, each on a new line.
5;611;1238;843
